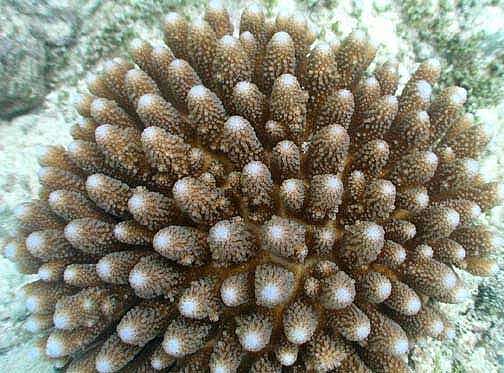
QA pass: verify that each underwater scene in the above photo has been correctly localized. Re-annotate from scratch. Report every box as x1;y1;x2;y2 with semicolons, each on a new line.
0;0;503;372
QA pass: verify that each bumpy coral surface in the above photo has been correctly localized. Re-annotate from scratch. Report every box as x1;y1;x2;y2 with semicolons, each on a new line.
4;2;502;372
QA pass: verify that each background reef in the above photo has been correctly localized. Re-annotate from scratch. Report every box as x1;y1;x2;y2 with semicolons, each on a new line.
0;0;503;372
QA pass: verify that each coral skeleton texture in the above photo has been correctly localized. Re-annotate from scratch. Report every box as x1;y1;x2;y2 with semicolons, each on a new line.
3;1;502;372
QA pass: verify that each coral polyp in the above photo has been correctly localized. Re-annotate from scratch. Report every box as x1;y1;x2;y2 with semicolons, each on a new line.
4;2;502;372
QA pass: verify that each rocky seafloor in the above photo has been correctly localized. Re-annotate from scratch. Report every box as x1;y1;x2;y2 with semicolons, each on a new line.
0;0;503;372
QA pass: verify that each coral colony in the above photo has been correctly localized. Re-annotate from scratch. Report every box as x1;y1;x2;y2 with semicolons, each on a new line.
3;2;501;372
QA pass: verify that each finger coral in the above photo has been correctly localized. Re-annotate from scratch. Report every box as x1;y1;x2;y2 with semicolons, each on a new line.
6;2;502;372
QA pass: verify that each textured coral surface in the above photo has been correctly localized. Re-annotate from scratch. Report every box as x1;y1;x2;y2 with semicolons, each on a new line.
3;2;502;372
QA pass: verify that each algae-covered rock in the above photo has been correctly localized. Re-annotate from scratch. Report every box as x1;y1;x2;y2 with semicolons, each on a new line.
0;31;46;120
0;0;89;119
